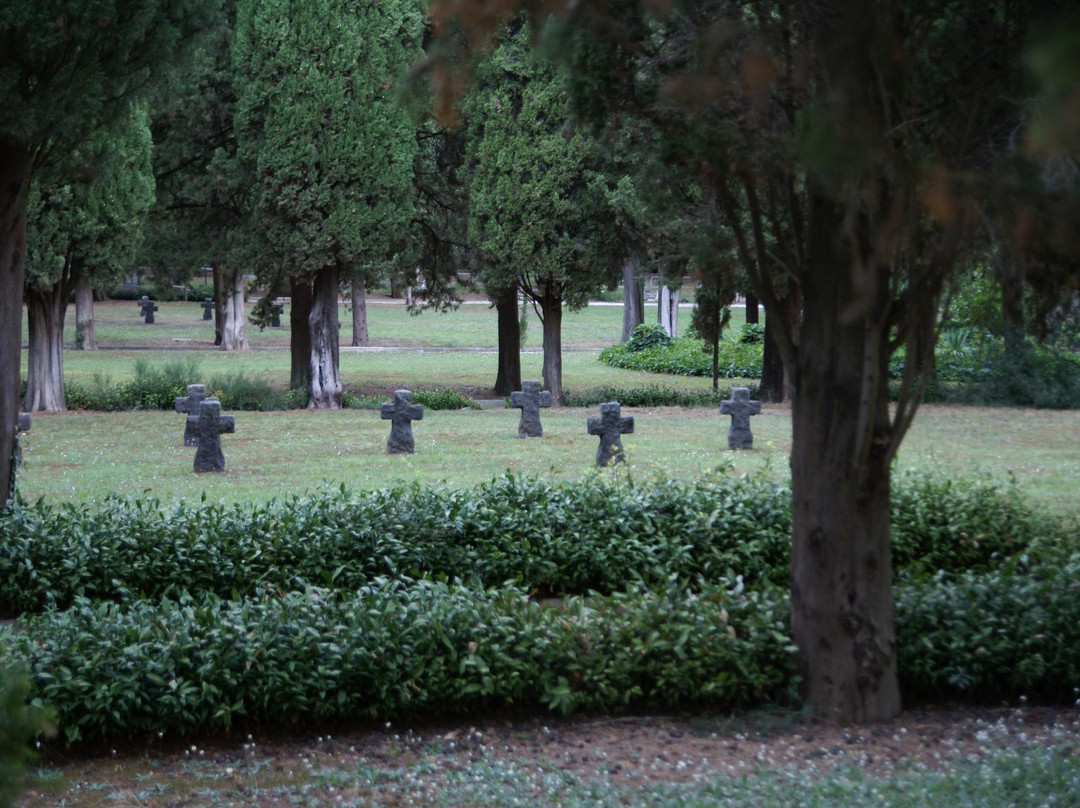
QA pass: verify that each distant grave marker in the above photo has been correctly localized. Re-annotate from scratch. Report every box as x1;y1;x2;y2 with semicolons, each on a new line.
510;380;551;438
381;390;424;454
270;301;283;327
174;384;208;447
16;412;30;432
201;298;214;320
138;296;159;324
193;398;234;473
587;401;634;466
719;387;761;450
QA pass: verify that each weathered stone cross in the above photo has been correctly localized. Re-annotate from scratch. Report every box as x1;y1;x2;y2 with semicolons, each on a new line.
16;412;30;432
174;384;208;447
510;380;551;438
381;390;424;454
138;296;159;324
269;301;283;327
587;401;634;466
201;298;214;320
719;387;761;450
193;398;235;473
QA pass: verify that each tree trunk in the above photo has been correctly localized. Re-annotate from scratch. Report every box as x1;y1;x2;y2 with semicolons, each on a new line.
744;291;760;325
760;314;785;402
621;260;644;342
212;266;224;347
307;265;342;409
493;291;522;396
0;140;31;508
658;283;680;337
74;274;97;350
788;194;901;724
23;267;75;412
289;278;313;391
539;290;563;406
389;271;401;299
220;268;250;351
351;280;369;347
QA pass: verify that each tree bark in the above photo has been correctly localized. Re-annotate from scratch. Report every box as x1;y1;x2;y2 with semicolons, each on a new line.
0;139;31;508
23;280;71;412
307;265;342;409
744;291;760;325
760;313;785;402
219;268;250;351
621;260;644;342
493;291;521;396
788;194;901;724
74;274;97;350
539;289;563;406
212;266;224;347
351;280;369;347
289;278;313;391
658;283;680;337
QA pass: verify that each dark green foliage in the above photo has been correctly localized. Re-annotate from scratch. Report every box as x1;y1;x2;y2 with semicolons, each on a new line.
412;389;481;410
0;660;54;805
1;578;795;744
210;371;287;412
897;555;1080;704
626;323;671;352
600;336;763;378
738;323;766;344
65;359;201;411
563;386;738;408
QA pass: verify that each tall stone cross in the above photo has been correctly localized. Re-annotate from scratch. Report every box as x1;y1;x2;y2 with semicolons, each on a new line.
269;301;283;327
201;298;214;320
587;401;634;466
720;387;761;450
174;384;208;447
381;390;424;454
193;398;235;473
138;296;159;324
510;380;551;438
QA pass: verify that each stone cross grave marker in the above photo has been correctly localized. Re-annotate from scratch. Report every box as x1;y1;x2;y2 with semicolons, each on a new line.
174;384;208;447
587;401;634;466
193;398;235;473
138;296;159;324
201;298;214;320
720;387;761;450
510;380;551;438
270;301;283;327
381;390;424;454
17;412;30;432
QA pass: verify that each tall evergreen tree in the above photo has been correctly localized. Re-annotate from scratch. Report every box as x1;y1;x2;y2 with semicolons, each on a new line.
233;0;423;407
0;0;215;505
24;105;156;412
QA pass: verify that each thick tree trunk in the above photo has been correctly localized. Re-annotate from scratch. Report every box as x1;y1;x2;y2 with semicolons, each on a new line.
621;260;644;342
744;291;760;325
289;278;313;391
22;283;69;412
351;280;369;347
658;283;680;338
493;291;521;396
219;268;250;351
307;265;342;409
760;315;785;402
539;291;563;406
74;274;97;350
212;266;224;347
789;195;901;724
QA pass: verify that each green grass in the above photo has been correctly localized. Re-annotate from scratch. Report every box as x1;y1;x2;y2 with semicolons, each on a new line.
14;404;1080;512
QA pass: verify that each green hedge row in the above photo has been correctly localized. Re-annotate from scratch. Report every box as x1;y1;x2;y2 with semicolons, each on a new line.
1;470;1058;617
0;578;796;744
599;336;763;378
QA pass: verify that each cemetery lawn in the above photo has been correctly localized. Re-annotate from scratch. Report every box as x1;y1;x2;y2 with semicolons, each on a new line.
23;705;1080;806
14;404;1080;513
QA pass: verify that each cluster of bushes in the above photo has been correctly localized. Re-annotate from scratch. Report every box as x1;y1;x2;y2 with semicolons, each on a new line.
1;469;1077;744
564;385;753;408
106;282;215;302
599;324;763;379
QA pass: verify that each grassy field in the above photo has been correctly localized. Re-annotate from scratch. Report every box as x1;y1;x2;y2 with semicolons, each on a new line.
15;404;1080;513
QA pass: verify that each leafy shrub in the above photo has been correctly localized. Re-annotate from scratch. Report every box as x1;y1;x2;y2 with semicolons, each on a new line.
564;386;731;408
0;659;55;804
600;336;763;378
210;370;287;411
897;554;1080;704
738;323;766;344
626;323;671;352
412;388;480;410
2;578;797;743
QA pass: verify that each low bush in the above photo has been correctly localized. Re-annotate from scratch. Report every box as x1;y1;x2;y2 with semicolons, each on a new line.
565;385;750;408
897;553;1080;704
1;578;797;743
65;359;203;412
210;370;288;411
412;388;480;410
600;335;763;378
0;659;55;804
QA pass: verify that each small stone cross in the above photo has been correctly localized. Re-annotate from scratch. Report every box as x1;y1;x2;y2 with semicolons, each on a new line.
201;298;214;320
587;401;634;466
138;296;159;324
193;398;235;473
269;301;283;327
174;384;208;447
510;380;551;438
381;390;424;454
16;412;30;432
720;387;761;450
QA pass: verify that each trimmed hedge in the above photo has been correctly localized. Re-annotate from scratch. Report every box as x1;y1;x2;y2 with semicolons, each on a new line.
1;578;797;744
1;471;1062;618
599;336;763;378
